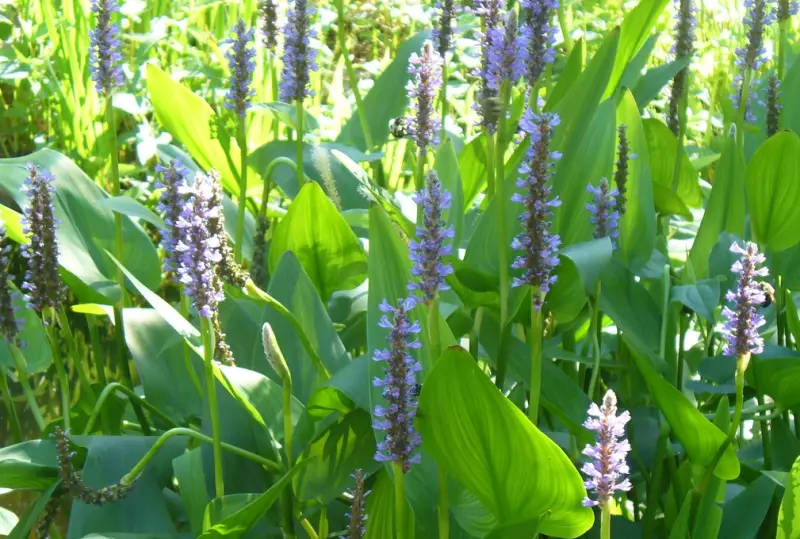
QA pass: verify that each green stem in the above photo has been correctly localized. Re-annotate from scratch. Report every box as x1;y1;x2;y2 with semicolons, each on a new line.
336;0;373;151
658;264;671;362
201;317;224;498
318;507;328;539
600;504;611;539
486;131;496;200
440;60;448;144
269;54;280;141
557;1;574;53
642;424;669;539
587;281;603;401
234;119;248;263
46;321;71;430
87;316;112;429
295;99;305;188
9;346;45;432
82;382;179;435
120;427;281;485
778;20;787;81
751;355;773;469
393;462;407;539
180;294;203;396
282;380;294;467
428;300;449;539
0;367;22;442
299;518;319;539
677;314;687;392
494;83;511;387
528;296;543;424
735;70;753;154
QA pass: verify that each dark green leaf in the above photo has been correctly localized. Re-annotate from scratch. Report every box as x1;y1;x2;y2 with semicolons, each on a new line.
0;441;57;490
719;475;776;539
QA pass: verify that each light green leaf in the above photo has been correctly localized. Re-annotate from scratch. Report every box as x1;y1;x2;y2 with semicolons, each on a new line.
434;139;465;248
632;56;692;107
94;196;165;229
0;441;58;490
172;448;208;538
7;481;60;539
249;102;320;132
670;279;721;322
777;454;800;539
643;119;703;217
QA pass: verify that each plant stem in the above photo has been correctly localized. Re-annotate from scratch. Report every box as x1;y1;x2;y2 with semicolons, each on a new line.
601;504;612;539
778;20;787;81
0;367;22;442
735;70;753;154
180;294;203;396
393;462;407;539
336;0;373;151
677;314;687;392
486;131;496;200
234;119;248;263
494;83;511;391
87;315;113;432
318;507;329;539
9;346;45;432
83;381;179;435
440;60;448;144
201;317;224;498
587;281;603;401
751;356;773;469
428;300;449;539
658;264;671;363
299;518;320;539
528;296;543;424
282;380;294;467
46;320;71;430
269;54;280;140
295;99;305;188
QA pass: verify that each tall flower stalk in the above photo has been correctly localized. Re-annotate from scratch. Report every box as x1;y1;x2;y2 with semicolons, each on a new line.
281;0;318;187
581;390;632;539
347;469;369;539
511;102;561;423
766;72;782;137
407;41;443;200
433;0;455;142
732;0;775;133
260;0;282;139
521;0;559;92
776;0;797;78
667;0;696;137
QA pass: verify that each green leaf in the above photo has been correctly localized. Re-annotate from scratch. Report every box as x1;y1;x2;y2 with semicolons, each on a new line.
337;30;429;151
643;119;702;217
146;64;252;197
777;454;800;539
198;462;307;539
670;279;721;322
627;339;740;480
603;0;669;99
172;448;208;537
249;102;319;132
600;259;662;352
745;131;800;252
545;255;588;324
305;355;369;419
7;481;60;539
269;182;367;303
689;133;746;278
365;467;413;539
0;150;160;303
748;349;800;410
782;58;800;135
616;90;657;270
0;441;57;490
548;38;586;110
0;281;52;374
632;56;692;107
94;196;165;229
434;139;465;248
667;493;693;539
719;475;776;539
416;348;594;537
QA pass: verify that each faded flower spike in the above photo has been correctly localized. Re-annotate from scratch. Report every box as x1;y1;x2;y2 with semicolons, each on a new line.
732;0;776;122
312;144;342;210
581;390;632;508
766;72;781;137
155;160;190;280
224;19;257;118
778;0;799;20
346;469;370;539
432;0;456;58
21;164;66;314
372;298;423;473
89;0;125;95
260;0;280;52
262;322;291;382
511;101;562;308
472;0;502;132
487;9;525;90
206;170;248;288
0;223;25;346
667;0;696;136
407;41;443;156
520;0;559;87
409;171;455;304
586;179;620;245
175;172;225;319
613;124;633;217
280;0;318;102
721;242;769;358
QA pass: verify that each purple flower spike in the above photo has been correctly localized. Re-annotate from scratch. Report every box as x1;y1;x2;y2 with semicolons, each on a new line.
155;160;190;281
346;469;370;539
581;390;632;508
175;172;225;319
521;0;559;88
732;0;776;122
280;0;318;103
0;223;25;347
667;0;697;136
372;298;423;473
472;0;502;132
89;0;124;95
586;179;620;246
224;19;257;118
511;100;562;309
487;10;525;90
766;72;781;137
21;164;66;314
407;41;443;156
432;0;456;58
778;0;799;20
260;0;280;52
721;242;769;358
409;171;455;304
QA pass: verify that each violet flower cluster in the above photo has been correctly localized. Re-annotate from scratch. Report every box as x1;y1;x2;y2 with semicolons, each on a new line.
346;469;369;539
224;19;257;118
778;0;799;20
21;164;66;314
155;160;191;280
581;390;632;508
0;223;24;347
409;171;455;305
89;0;124;95
372;298;423;473
407;41;443;155
511;101;562;308
487;10;525;90
667;0;697;135
721;242;769;358
432;0;456;58
280;0;318;103
732;0;776;122
586;179;620;246
472;0;503;131
259;0;280;52
521;0;559;88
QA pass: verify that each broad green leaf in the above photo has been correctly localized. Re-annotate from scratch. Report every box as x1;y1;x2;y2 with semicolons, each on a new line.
0;150;160;303
745;131;800;252
627;339;740;480
0;282;52;374
670;279;721;322
94;196;165;229
305;354;370;419
545;255;587;324
337;31;429;151
548;38;586;110
417;348;594;537
748;348;800;410
619;34;660;91
269;182;367;302
603;0;669;99
364;467;414;539
249;102;320;132
689;133;746;278
643;119;702;217
782;58;800;135
146;64;252;197
0;441;57;490
600;259;662;352
172;448;208;538
616;90;656;270
632;56;692;107
667;493;693;539
777;454;800;539
7;481;60;539
719;475;776;539
434;139;465;248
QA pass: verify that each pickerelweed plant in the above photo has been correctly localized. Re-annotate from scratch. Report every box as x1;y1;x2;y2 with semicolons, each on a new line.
4;1;800;539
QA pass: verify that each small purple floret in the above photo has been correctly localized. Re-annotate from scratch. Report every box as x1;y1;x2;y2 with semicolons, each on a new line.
155;160;191;281
89;0;125;95
586;179;620;246
224;19;257;118
280;0;319;103
407;41;443;156
731;0;776;122
520;0;559;87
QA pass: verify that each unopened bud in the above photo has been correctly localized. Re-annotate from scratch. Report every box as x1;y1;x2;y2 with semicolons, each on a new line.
262;322;291;383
